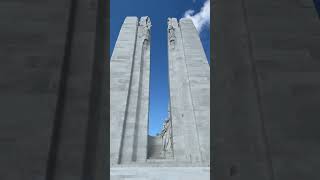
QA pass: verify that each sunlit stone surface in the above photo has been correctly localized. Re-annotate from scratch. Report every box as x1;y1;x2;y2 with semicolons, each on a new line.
110;16;210;180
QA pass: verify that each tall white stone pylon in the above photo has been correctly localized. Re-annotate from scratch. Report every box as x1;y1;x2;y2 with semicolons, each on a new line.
167;18;210;165
110;16;151;165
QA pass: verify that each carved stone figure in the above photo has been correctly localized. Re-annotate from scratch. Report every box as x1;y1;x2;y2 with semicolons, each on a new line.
168;18;176;49
160;117;173;158
111;16;210;170
139;16;152;41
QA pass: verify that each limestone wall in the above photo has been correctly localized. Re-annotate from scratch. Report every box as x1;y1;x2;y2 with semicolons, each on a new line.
0;0;107;179
167;18;210;164
110;16;151;165
213;0;320;179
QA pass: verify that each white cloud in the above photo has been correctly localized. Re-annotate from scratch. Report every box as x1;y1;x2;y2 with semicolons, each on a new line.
183;0;210;33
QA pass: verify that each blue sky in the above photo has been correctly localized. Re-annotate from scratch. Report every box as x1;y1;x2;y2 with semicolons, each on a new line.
110;0;210;136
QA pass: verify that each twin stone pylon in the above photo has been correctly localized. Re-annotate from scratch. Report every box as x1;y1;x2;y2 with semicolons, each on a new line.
110;16;210;166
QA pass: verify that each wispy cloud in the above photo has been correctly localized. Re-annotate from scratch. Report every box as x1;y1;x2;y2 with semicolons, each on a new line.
183;0;210;33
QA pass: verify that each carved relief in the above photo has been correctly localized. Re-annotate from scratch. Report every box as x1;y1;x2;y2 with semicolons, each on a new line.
160;104;173;158
168;18;176;49
139;16;152;42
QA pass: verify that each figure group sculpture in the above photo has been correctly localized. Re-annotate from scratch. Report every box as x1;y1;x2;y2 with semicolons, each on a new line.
168;18;176;49
139;16;152;42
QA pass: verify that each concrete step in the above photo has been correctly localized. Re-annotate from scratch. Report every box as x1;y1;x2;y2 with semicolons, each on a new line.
111;166;210;180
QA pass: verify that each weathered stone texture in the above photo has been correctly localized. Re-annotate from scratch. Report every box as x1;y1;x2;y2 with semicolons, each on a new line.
168;18;201;162
110;16;209;180
167;18;210;164
213;0;320;179
0;0;107;179
110;16;151;165
110;16;139;165
180;18;210;162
